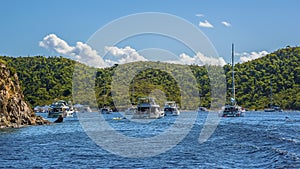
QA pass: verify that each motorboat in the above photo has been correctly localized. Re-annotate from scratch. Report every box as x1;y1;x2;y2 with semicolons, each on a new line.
163;101;180;116
124;105;137;115
221;105;245;117
100;107;112;114
74;104;92;113
264;106;282;112
132;97;164;119
196;107;208;113
48;100;74;118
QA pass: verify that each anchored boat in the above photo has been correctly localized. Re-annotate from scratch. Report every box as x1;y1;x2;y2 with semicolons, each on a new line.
100;107;112;114
164;101;180;116
196;107;208;113
132;97;164;119
220;44;245;117
48;100;74;118
264;81;282;112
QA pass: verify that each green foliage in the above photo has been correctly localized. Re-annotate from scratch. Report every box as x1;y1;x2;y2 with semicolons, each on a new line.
0;56;75;106
224;46;300;110
0;46;299;110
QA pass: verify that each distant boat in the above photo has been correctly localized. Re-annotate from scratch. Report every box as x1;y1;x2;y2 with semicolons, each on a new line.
74;104;92;113
220;44;245;117
222;105;245;117
48;100;74;118
100;107;112;114
34;106;44;113
264;106;282;112
132;97;164;119
112;117;126;120
163;101;180;116
124;105;137;115
34;105;51;113
264;80;282;112
196;107;208;113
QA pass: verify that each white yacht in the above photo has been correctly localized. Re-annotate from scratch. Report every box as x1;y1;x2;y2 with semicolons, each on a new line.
132;97;164;119
164;101;180;116
74;104;92;113
222;104;245;117
48;100;74;118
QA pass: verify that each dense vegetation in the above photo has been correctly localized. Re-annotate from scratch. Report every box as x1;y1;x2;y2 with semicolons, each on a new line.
1;46;299;110
226;46;300;110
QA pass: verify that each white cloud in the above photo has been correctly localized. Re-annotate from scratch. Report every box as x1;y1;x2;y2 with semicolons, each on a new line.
199;20;214;28
237;51;269;63
104;46;148;64
169;52;226;66
221;21;231;27
39;34;228;67
195;14;204;17
39;34;107;68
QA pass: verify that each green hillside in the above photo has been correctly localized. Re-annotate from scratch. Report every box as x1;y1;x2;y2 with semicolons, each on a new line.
1;46;299;110
225;46;300;110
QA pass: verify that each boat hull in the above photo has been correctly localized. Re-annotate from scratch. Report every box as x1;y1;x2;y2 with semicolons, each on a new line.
220;105;245;117
48;112;63;118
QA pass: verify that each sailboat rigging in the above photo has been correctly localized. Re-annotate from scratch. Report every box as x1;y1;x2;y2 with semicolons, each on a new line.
220;44;245;117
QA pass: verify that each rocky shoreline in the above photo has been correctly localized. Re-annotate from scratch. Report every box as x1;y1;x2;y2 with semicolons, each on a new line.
0;61;50;128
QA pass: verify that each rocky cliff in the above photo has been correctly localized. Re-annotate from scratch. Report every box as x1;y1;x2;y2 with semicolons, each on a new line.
0;61;50;128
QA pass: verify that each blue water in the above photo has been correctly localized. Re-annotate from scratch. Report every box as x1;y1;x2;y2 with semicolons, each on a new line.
1;111;300;168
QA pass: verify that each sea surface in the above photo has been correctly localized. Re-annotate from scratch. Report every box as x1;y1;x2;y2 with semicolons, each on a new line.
1;111;300;168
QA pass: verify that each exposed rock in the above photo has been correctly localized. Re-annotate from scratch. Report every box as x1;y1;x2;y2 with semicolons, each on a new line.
54;115;63;123
0;61;50;128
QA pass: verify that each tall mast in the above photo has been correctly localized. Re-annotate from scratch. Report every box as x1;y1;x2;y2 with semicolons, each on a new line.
232;43;235;105
270;80;273;107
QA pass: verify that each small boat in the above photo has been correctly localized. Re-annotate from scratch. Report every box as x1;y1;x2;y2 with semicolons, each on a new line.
264;106;282;112
163;101;180;116
222;105;245;117
48;100;74;118
34;106;44;113
100;107;112;114
264;81;282;112
74;104;92;113
196;107;208;113
112;117;126;120
220;44;245;117
124;105;137;115
132;97;164;119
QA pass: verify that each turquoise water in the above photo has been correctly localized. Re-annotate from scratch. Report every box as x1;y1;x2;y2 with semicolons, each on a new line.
1;111;300;168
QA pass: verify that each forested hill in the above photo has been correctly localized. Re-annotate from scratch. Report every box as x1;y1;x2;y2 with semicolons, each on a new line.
0;46;299;110
225;47;300;110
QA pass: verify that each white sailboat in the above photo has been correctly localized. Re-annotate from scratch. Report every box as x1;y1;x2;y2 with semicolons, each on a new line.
220;44;245;117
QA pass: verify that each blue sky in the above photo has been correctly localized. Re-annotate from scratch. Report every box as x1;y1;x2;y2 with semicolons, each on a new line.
1;0;299;65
